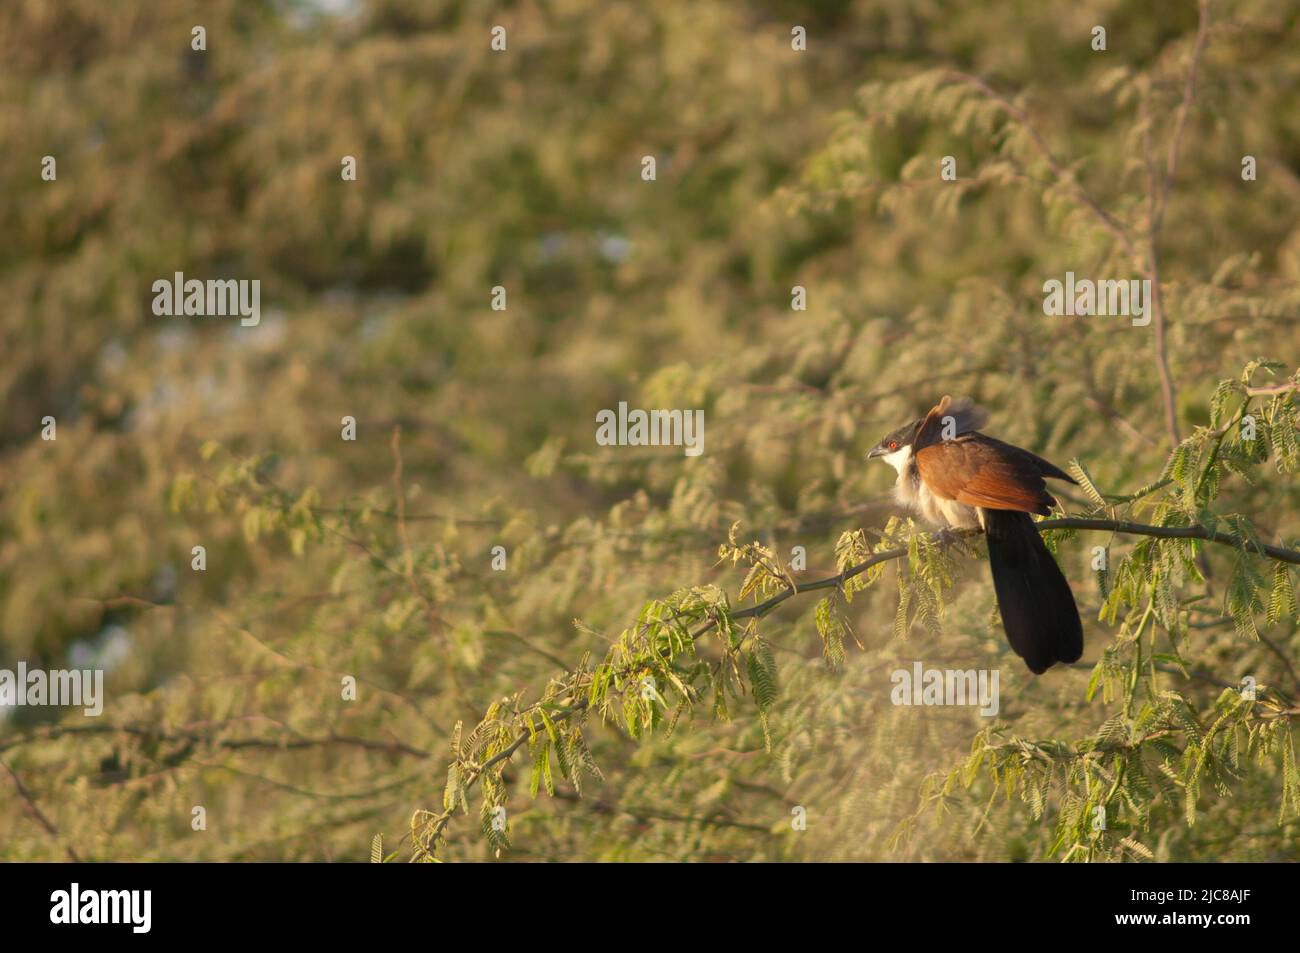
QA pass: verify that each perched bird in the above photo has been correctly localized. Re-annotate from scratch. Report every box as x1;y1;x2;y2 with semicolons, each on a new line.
867;395;1083;673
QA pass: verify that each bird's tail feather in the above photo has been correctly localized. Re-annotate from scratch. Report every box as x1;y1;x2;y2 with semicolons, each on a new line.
983;509;1083;674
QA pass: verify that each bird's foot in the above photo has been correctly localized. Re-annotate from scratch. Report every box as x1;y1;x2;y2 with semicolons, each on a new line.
932;528;968;553
933;528;958;549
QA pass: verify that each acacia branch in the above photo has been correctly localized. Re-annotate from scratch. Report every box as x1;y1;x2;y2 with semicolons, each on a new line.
0;723;430;759
1;758;82;862
1037;517;1300;564
707;516;1300;638
1246;381;1300;398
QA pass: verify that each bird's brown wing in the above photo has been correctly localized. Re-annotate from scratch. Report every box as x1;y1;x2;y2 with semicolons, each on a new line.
915;433;1058;515
976;435;1077;484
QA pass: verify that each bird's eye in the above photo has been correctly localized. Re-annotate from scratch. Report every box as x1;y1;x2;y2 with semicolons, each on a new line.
888;441;897;450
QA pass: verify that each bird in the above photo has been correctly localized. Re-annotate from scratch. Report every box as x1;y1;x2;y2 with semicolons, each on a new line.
867;395;1083;674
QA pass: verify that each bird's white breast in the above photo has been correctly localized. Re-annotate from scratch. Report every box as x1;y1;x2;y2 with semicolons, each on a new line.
880;445;980;530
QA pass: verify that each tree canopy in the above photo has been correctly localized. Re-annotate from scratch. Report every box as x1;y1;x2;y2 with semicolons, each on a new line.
2;0;1298;862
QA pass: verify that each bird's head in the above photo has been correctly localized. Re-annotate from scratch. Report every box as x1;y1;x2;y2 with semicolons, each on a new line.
867;418;921;472
867;396;988;472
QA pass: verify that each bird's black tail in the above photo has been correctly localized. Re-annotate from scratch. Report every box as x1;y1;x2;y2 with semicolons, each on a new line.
983;509;1083;674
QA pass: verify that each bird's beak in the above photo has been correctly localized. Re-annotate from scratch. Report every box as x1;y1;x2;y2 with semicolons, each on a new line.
866;446;885;459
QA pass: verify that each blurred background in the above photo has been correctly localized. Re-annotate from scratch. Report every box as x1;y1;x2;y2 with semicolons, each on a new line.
2;0;1298;861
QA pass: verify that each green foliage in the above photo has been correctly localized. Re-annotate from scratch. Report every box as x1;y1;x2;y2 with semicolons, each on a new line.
2;0;1299;863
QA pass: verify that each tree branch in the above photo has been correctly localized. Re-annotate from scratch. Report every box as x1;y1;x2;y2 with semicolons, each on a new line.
1;758;82;862
1036;516;1300;565
721;516;1299;637
0;723;430;760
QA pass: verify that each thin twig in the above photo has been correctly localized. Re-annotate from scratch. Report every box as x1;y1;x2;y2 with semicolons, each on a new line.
1;758;82;862
1246;382;1299;397
1145;0;1212;448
